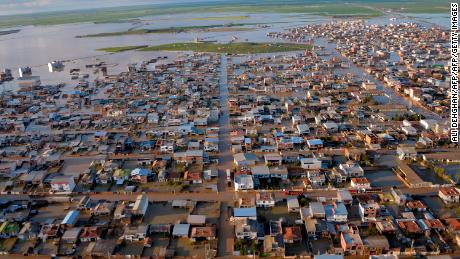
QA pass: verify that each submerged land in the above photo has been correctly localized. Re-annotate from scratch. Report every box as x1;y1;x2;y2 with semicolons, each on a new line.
0;1;459;258
77;24;256;38
0;0;452;28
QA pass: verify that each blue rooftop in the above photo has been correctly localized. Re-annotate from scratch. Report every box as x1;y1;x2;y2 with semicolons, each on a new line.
234;207;257;218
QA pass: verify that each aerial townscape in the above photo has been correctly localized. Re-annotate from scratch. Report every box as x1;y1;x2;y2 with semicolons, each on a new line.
0;0;459;258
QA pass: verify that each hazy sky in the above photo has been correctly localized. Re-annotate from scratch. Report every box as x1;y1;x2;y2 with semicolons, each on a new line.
0;0;204;16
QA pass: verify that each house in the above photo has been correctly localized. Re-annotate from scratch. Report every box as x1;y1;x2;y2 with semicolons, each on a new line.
239;197;256;208
160;141;175;153
187;215;206;226
132;193;149;216
184;171;203;184
114;202;128;220
283;226;302;243
113;169;130;183
251;165;270;178
309;202;326;218
174;150;204;165
445;218;460;234
204;138;219;152
91;201;115;216
130;168;152;183
359;200;380;222
203;169;218;180
235;218;258;240
391;188;409;205
401;125;418;136
307;139;324;149
234;174;254;191
307;171;326;186
397;220;422;234
287;197;300;212
406;200;427;211
256;192;275;208
80;226;103;242
264;153;283;166
270;166;288;180
264;234;285;257
190;226;216;241
338;190;353;204
122;225;149;241
50;176;75;193
438;187;460;204
39;224;60;241
350;177;371;191
363;235;390;255
297;124;310;135
396;146;417;160
323;122;339;132
88;239;117;257
420;119;437;130
60;210;80;228
234;153;258;167
314;255;344;259
375;220;398;234
325;202;348;222
300;157;322;170
340;230;364;256
172;224;190;238
18;222;40;240
233;207;257;221
337;161;364;178
61;227;82;244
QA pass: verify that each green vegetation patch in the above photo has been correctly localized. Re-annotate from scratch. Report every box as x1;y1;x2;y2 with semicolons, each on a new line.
139;42;312;54
77;24;254;38
97;45;148;53
0;29;20;36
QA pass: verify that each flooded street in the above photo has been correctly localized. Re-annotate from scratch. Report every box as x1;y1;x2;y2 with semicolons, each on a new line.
217;54;235;257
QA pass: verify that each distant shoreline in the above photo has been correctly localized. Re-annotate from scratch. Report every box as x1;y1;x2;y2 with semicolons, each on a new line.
0;0;451;28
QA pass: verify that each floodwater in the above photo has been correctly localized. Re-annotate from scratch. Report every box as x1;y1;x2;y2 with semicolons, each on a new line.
0;12;328;92
366;170;403;188
0;11;449;93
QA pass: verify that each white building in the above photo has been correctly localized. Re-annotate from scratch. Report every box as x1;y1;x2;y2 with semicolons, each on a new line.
296;124;310;135
256;192;275;208
439;187;460;204
396;146;417;160
300;157;322;170
235;218;258;240
350;178;371;191
18;67;32;77
48;61;64;72
50;176;75;193
132;193;149;216
234;174;254;191
338;162;364;178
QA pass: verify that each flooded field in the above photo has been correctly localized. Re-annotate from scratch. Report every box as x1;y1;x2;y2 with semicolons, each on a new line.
365;170;403;188
422;196;458;219
411;164;449;185
0;12;449;93
443;165;460;184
